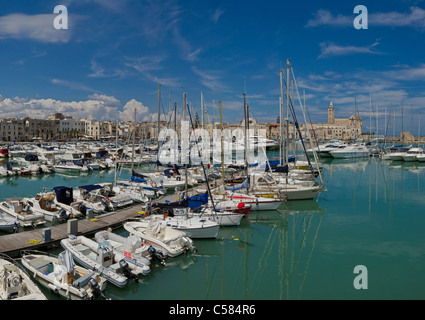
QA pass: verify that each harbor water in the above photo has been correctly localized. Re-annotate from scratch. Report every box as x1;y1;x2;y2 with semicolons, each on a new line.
1;157;425;300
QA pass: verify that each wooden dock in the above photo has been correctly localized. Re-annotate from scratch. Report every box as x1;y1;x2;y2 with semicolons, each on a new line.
0;206;142;258
0;191;186;258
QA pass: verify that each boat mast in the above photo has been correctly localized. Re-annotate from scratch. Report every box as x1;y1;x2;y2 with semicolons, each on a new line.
279;70;284;166
219;101;226;201
286;59;290;165
131;108;136;174
243;93;249;178
156;84;161;171
183;92;188;218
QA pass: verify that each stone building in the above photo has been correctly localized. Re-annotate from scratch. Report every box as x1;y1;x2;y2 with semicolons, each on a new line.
315;101;363;140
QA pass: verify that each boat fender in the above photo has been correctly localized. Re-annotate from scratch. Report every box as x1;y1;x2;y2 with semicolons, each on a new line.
47;283;59;292
119;259;139;283
151;181;157;188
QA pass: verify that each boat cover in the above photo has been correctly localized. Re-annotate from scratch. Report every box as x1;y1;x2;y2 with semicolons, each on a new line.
58;250;75;274
225;179;250;191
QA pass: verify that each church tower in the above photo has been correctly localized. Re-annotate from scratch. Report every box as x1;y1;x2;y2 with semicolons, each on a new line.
328;101;335;124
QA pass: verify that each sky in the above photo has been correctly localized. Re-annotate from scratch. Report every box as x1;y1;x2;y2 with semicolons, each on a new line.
0;0;425;135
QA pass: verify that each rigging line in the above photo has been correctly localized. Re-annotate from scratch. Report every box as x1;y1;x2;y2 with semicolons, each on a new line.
297;212;323;299
289;65;324;185
186;99;218;213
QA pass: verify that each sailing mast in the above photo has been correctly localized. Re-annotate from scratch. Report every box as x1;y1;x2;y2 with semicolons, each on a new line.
156;84;161;171
286;59;290;165
131;108;136;174
183;92;188;218
279;70;284;166
243;93;249;178
219;101;226;201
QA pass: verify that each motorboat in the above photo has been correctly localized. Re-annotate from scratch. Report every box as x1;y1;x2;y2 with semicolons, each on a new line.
94;183;134;209
306;140;346;158
73;185;114;213
54;162;83;174
94;230;157;268
21;250;108;300
402;147;424;162
0;198;46;227
388;147;411;161
23;193;72;222
124;219;198;257
52;186;87;218
0;253;47;300
61;235;141;288
329;144;370;159
0;211;20;232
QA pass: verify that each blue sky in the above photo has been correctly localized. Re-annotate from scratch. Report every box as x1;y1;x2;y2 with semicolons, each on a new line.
0;0;425;135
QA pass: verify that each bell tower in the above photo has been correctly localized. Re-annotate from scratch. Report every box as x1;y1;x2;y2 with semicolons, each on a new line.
328;101;335;124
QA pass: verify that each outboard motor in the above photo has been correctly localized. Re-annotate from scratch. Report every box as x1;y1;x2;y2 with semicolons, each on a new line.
88;278;107;300
119;259;139;283
148;246;166;266
57;208;70;221
79;203;87;216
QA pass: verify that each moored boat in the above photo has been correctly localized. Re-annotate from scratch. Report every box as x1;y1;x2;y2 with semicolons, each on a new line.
21;250;108;300
0;253;47;300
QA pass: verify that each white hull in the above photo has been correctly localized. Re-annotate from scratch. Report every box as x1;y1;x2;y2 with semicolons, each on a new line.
0;255;47;300
160;215;220;239
330;152;369;159
54;165;82;173
279;185;324;200
0;200;46;227
61;236;129;288
21;252;107;300
124;220;197;256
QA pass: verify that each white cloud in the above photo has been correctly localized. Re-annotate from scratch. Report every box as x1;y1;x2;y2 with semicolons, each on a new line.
119;99;149;121
318;41;382;59
307;6;425;29
306;9;352;27
191;66;226;92
211;8;224;23
0;95;148;122
51;79;95;92
0;13;73;43
87;94;121;107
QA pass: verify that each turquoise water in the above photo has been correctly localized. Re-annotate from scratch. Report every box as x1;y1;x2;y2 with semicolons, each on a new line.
2;157;425;300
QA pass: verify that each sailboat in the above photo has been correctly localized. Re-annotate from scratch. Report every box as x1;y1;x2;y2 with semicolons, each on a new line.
146;92;221;238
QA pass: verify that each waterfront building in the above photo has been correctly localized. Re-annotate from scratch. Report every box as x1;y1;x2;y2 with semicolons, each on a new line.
315;101;363;140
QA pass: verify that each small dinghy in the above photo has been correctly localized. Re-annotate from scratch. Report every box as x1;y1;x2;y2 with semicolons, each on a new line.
60;235;142;288
0;253;47;300
21;250;108;300
123;219;197;258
